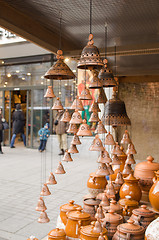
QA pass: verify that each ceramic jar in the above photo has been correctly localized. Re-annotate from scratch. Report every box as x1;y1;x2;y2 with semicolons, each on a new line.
112;219;145;240
119;173;142;202
103;200;123;215
60;200;81;225
149;170;159;212
87;172;107;197
65;207;91;239
145;217;159;240
48;228;66;240
119;195;139;216
130;205;155;229
83;198;100;220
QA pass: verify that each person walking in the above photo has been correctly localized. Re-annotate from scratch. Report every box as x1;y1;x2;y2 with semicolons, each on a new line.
38;123;50;152
0;108;4;154
10;104;26;148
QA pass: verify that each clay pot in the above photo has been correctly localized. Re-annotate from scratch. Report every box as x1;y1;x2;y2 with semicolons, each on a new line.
48;228;66;240
120;173;142;202
105;200;123;215
134;156;159;193
65;207;91;238
130;205;155;229
83;198;100;220
117;146;127;172
119;195;139;216
145;217;159;240
87;172;107;197
60;200;81;225
112;219;145;240
149;170;159;212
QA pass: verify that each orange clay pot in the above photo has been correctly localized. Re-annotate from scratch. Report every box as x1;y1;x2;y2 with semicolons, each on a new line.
87;172;107;197
60;200;81;225
80;222;108;240
48;228;66;240
119;196;139;217
149;170;159;212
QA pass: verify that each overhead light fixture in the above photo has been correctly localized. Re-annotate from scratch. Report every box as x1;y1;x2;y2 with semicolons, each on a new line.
64;58;69;63
16;70;20;73
22;77;25;80
72;70;76;73
65;83;68;86
5;82;8;84
1;61;4;64
7;73;11;78
27;73;31;76
3;85;6;87
41;76;44;79
41;82;44;85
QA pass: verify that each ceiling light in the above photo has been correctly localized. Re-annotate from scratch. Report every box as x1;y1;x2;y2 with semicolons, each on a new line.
47;79;50;82
27;73;31;76
22;77;25;80
41;76;44;79
65;83;68;86
5;82;8;84
72;70;76;73
7;73;11;78
4;85;6;87
41;82;44;85
1;61;4;64
64;58;69;63
73;80;76;83
16;70;20;73
59;92;61;95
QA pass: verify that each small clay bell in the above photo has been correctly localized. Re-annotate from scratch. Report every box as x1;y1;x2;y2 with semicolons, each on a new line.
62;150;73;162
98;233;105;240
106;163;114;175
96;163;110;176
89;101;101;112
27;236;38;240
97;88;107;104
105;132;115;145
111;142;123;155
77;119;92;136
115;172;124;185
67;123;78;134
100;193;109;208
36;197;47;212
121;130;131;144
89;135;104;151
60;109;71;122
105;180;116;200
89;111;100;122
89;70;103;89
46;172;57;185
71;133;81;145
97;149;112;164
52;97;64;110
79;87;92;100
40;183;51;196
126;143;137;155
93;220;103;233
111;154;121;165
95;121;107;134
71;96;84;111
125;154;136;165
55;162;66;174
122;163;133;177
68;144;79;154
95;206;105;220
69;109;83;124
44;86;56;98
38;210;50;223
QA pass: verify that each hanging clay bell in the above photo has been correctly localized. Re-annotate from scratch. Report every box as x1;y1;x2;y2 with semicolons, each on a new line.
27;236;38;240
38;210;50;223
95;121;107;134
121;130;131;144
36;197;47;212
100;192;110;208
111;142;123;155
67;123;78;134
95;206;105;220
71;133;81;145
68;144;79;154
89;70;103;89
79;87;92;100
96;163;110;176
77;119;92;136
52;97;64;110
46;172;57;185
60;109;71;122
111;154;121;165
89;101;101;112
106;163;114;175
122;163;133;178
105;180;116;200
105;132;115;145
97;149;112;164
44;86;56;98
71;96;84;111
40;183;51;196
115;172;124;186
126;143;137;155
69;109;83;124
89;135;104;151
62;150;73;162
125;154;136;165
97;88;107;104
89;111;100;122
55;162;66;174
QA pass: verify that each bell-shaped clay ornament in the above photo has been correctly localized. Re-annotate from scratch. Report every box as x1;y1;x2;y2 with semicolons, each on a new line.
27;236;38;240
36;197;47;212
95;121;107;134
46;172;57;185
69;109;83;124
79;87;92;100
62;150;73;162
97;87;107;104
40;183;51;196
105;132;115;145
89;111;100;123
38;210;50;223
67;123;78;134
110;154;121;165
98;233;105;240
121;130;131;144
97;149;112;164
55;162;66;174
68;144;79;154
115;172;124;185
60;109;71;122
111;142;123;155
44;86;56;98
71;133;81;145
71;96;84;111
93;220;103;233
105;180;116;200
89;70;103;89
100;192;109;208
106;163;114;175
89;135;104;152
126;143;137;155
77;119;92;136
52;97;64;110
95;206;105;220
122;163;133;177
125;154;136;165
96;163;110;176
89;101;101;112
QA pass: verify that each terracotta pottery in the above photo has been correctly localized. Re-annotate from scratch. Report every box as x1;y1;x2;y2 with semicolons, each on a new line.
111;154;121;165
89;135;104;152
112;219;145;240
27;237;38;240
105;180;116;200
145;217;159;240
111;143;123;155
89;101;101;113
100;192;110;209
103;199;123;215
40;183;51;196
134;156;159;193
106;163;114;175
95;121;107;134
60;109;71;122
83;198;100;220
71;133;81;145
126;154;136;165
89;70;103;89
96;192;105;201
36;197;47;212
52;97;64;110
130;205;155;229
105;132;115;145
89;111;100;123
87;172;107;197
44;86;56;98
68;144;79;154
97;149;112;164
120;173;142;202
97;87;107;104
126;143;137;155
119;195;139;216
60;200;81;225
121;130;131;145
96;163;110;176
77;119;93;136
62;150;73;162
46;172;57;185
149;170;159;212
69;109;83;124
95;205;105;220
98;59;116;88
38;210;50;223
48;228;66;240
115;172;124;186
67;123;78;134
102;209;123;239
65;207;91;238
79;87;92;100
71;96;84;111
122;163;133;178
117;146;127;172
55;162;66;174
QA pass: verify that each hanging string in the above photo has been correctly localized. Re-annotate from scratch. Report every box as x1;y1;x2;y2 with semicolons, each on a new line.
59;11;62;50
90;0;92;34
115;45;117;77
105;22;107;59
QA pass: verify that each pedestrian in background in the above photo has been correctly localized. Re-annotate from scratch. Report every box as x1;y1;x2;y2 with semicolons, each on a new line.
0;108;4;154
38;123;50;152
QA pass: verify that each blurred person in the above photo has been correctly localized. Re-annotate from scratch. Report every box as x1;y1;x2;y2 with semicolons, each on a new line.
0;108;5;154
38;123;50;152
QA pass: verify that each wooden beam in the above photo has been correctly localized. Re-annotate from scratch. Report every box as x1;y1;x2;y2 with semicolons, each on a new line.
119;75;159;83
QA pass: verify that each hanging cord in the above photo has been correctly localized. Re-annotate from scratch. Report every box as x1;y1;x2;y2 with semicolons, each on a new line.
59;11;62;50
105;22;108;59
90;0;92;34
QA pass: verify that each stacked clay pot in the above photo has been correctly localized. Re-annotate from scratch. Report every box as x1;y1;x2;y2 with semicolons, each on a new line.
87;172;107;197
149;170;159;212
60;200;81;225
48;228;66;240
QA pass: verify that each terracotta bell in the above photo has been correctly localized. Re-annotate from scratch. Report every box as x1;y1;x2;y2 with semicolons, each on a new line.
95;206;105;220
97;88;107;104
71;133;81;145
104;199;123;215
44;86;56;98
117;146;127;172
89;111;100;122
68;144;79;154
106;163;114;175
55;162;66;174
67;123;78;134
38;210;50;223
89;135;104;151
111;154;121;165
102;88;131;126
89;70;103;89
89;101;101;112
79;87;92;100
121;130;131;144
36;197;47;212
105;180;116;200
111;143;123;155
69;109;83;124
125;154;136;165
100;192;110;208
62;150;73;162
95;121;107;134
44;50;75;80
126;143;137;155
96;163;110;176
105;132;115;145
71;96;84;111
52;97;64;110
27;236;38;240
98;59;117;87
122;163;133;177
98;233;106;240
60;109;71;122
77;119;93;136
115;172;124;186
77;34;103;70
46;172;57;185
40;183;51;196
97;149;112;164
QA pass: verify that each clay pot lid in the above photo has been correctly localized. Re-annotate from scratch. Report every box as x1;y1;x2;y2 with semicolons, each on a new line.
124;173;139;182
89;172;106;178
67;207;90;220
109;200;123;212
60;200;80;212
118;219;145;235
119;195;138;207
48;228;66;238
135;156;159;172
132;205;155;217
103;209;123;223
83;198;100;206
80;222;107;237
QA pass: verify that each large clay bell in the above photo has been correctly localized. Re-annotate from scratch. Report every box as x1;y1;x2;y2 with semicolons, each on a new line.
61;109;71;122
97;149;112;164
97;87;107;104
95;121;107;134
79;87;92;100
77;119;92;136
68;144;79;154
55;161;66;174
40;183;51;196
121;130;131;144
71;133;81;145
126;143;137;155
89;111;99;123
105;132;115;145
89;101;101;112
67;123;78;134
36;197;47;212
62;150;73;162
69;109;83;124
89;70;103;89
89;135;104;151
125;154;136;165
44;86;56;98
46;172;57;185
52;97;64;110
38;210;50;223
71;96;84;111
96;163;109;176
